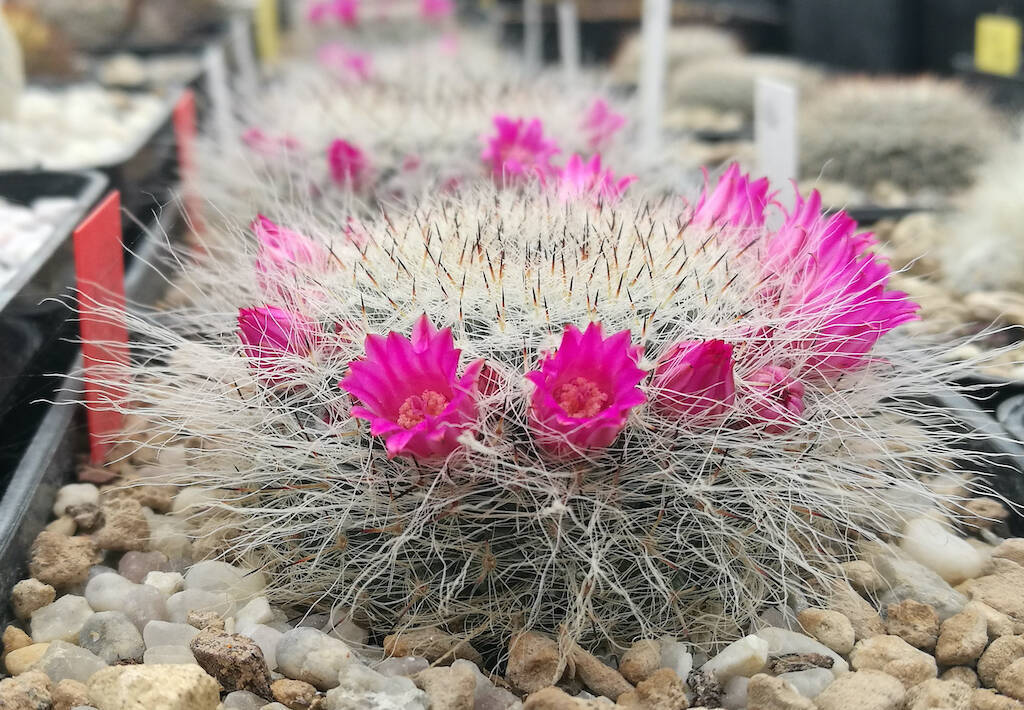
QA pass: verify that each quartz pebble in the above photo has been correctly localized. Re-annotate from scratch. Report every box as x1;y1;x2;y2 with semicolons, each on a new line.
118;551;170;584
143;645;198;665
85;573;167;630
700;634;768;680
30;639;108;684
31;595;94;643
78;611;145;664
776;667;833;698
375;656;430;677
720;675;748;709
243;624;284;670
144;571;185;597
223;689;271;709
143;620;201;648
658;639;693;681
865;543;968;620
166;589;234;622
53;485;100;518
276;627;355;690
11;578;56;620
325;661;428;710
184;561;267;603
236;597;275;634
901;517;987;585
451;658;521;710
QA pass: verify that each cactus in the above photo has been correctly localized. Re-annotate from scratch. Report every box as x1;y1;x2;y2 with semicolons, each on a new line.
611;25;741;87
98;167;998;656
800;78;1006;192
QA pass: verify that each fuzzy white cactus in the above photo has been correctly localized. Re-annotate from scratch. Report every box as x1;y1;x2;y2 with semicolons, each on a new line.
611;25;742;87
94;166;1000;657
800;78;1006;192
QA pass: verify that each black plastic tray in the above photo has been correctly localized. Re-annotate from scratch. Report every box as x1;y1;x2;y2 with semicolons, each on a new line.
0;171;108;426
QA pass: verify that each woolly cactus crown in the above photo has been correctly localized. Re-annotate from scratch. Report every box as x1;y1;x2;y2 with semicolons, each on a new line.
111;166;993;656
800;77;1006;192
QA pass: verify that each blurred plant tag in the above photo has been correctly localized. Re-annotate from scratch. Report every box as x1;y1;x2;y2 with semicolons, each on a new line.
203;43;233;146
755;77;798;206
975;14;1022;76
255;0;281;65
73;191;128;463
229;11;259;94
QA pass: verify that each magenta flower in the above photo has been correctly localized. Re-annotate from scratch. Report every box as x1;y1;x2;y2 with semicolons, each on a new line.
341;316;483;460
581;99;626;151
327;139;369;189
306;1;331;24
317;44;372;82
253;215;325;274
745;366;805;434
651;340;736;420
237;307;319;383
554;154;635;205
421;0;454;20
692;164;773;230
481;116;560;184
765;190;918;374
526;323;645;455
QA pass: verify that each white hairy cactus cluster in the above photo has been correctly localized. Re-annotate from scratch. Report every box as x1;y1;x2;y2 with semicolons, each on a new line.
800;78;1006;192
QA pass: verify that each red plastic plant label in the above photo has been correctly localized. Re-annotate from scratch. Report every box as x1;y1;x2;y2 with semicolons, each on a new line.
73;190;128;463
173;88;204;234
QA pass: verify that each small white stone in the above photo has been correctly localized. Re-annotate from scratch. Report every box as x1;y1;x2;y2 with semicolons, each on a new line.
754;627;850;677
85;573;167;629
375;657;429;677
143;620;200;649
321;607;369;647
658;638;693;680
243;624;283;671
325;661;428;710
236;597;274;635
144;571;185;598
901;517;986;585
53;484;99;517
223;690;267;709
30;639;108;684
31;595;94;643
184;561;266;603
778;668;835;698
78;611;145;663
142;645;197;664
701;634;769;680
85;573;135;610
277;627;355;691
721;675;749;710
166;589;234;623
451;659;522;710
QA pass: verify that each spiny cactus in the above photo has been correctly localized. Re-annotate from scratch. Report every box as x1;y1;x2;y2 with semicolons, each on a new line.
800;77;1006;192
611;25;741;87
940;122;1024;294
97;166;996;657
669;55;823;120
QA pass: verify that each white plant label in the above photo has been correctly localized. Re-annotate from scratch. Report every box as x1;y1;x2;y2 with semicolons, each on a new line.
204;43;234;147
557;1;580;83
755;77;798;204
639;0;670;157
523;0;543;73
229;12;259;96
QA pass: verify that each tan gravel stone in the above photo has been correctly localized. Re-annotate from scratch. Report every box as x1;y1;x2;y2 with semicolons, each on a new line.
962;499;1010;531
4;642;49;675
383;627;482;666
997;658;1024;702
849;635;937;689
92;498;150;552
964;562;1024;624
993;540;1024;569
745;673;815;710
415;663;477;710
841;560;883;594
616;668;688;710
0;669;51;709
942;666;979;688
797;608;855;656
937;608;990;666
829;579;885;641
619;640;661;685
903;678;972;710
979;636;1024;688
814;669;905;710
271;678;318;709
570;642;633;700
10;578;55;620
507;632;571;695
28;531;100;590
3;626;32;657
52;678;90;710
973;688;1024;710
885;600;940;651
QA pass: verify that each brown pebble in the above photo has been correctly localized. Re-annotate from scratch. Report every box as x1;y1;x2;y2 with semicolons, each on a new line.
885;599;940;651
189;629;273;698
92;498;150;552
617;668;689;710
619;639;661;685
271;678;319;709
187;610;225;632
51;678;89;710
767;653;834;675
2;626;32;659
383;627;482;666
28;531;100;590
506;632;570;696
570;642;633;701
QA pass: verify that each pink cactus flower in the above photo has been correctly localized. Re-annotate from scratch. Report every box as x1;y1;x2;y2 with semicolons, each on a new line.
555;154;635;205
421;0;454;20
307;1;331;24
332;0;358;25
692;164;773;230
526;323;645;455
327;139;369;189
581;98;626;150
481;116;560;184
745;365;805;434
651;340;736;420
253;215;325;274
237;306;319;383
766;189;918;374
317;44;372;82
341;316;483;460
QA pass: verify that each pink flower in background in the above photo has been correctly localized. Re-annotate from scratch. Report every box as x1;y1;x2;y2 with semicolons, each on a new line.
242;128;302;156
555;154;635;204
421;0;454;20
526;323;645;455
317;44;372;82
481;116;560;184
343;217;368;248
341;316;483;460
333;0;358;25
327;139;369;189
765;189;918;374
651;340;736;420
692;164;773;230
253;215;325;274
581;99;626;150
307;1;331;23
745;365;805;434
237;306;319;383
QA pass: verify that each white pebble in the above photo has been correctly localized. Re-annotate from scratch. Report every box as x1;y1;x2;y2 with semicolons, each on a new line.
778;667;835;698
901;516;986;585
700;634;768;680
143;620;200;649
721;675;749;710
166;589;234;623
276;627;354;690
223;690;267;710
235;597;274;635
142;644;197;665
658;638;693;680
184;560;266;603
31;639;107;684
52;484;99;517
31;595;94;643
243;624;283;670
754;627;849;676
144;571;184;598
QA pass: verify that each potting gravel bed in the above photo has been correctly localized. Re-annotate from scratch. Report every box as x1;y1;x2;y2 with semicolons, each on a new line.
1;440;1023;710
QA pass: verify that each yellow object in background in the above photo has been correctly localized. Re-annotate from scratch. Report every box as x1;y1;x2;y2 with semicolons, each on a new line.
255;0;280;65
975;14;1022;77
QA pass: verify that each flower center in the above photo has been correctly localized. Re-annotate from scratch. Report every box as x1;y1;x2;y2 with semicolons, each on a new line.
397;390;450;428
554;377;608;418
